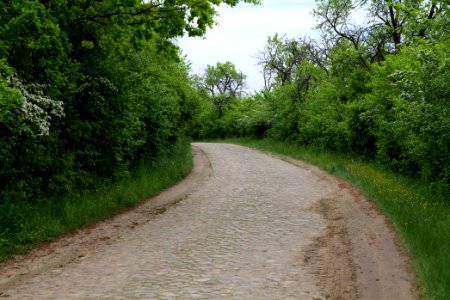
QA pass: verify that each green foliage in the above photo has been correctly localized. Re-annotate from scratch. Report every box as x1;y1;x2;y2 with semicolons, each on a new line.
190;97;222;138
206;35;449;190
314;0;448;56
257;34;326;97
189;61;248;137
0;61;26;195
198;61;246;118
231;95;273;138
298;89;350;151
0;60;64;198
0;0;261;201
258;85;301;140
366;39;450;182
0;0;72;87
0;138;192;261
0;60;23;133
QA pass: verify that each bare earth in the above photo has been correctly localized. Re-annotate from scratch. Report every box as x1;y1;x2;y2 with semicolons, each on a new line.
0;143;417;299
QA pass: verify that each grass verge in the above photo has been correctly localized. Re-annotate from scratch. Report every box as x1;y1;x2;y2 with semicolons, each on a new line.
0;138;193;262
225;137;449;300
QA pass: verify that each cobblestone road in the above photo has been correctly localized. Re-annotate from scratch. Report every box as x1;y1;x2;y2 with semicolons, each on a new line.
2;143;415;299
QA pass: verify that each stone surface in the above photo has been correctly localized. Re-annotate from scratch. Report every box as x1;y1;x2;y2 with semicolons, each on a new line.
1;143;416;299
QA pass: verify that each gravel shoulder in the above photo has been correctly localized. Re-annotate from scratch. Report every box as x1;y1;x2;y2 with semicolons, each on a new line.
0;143;417;299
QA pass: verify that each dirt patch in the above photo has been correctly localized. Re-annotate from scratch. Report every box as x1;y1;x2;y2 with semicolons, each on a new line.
0;146;212;293
302;197;358;300
272;154;418;300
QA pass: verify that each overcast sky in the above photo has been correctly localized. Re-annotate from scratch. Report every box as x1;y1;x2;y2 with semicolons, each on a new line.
176;0;319;93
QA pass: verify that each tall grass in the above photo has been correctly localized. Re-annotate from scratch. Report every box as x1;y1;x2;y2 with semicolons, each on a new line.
0;138;193;261
225;137;449;300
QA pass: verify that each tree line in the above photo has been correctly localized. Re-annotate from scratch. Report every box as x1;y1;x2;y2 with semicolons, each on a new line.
1;0;448;203
0;0;259;203
192;0;449;191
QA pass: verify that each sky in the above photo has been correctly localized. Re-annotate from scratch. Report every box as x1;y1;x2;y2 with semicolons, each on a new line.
176;0;319;93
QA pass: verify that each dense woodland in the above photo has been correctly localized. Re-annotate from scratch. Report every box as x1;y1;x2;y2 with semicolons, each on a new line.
192;0;449;192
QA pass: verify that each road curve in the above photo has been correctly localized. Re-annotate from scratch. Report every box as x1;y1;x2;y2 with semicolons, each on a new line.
1;143;416;299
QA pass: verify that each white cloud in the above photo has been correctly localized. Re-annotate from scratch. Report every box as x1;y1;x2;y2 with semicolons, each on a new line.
177;0;319;92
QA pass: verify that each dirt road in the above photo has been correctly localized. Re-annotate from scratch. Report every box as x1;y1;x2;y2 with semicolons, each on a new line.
0;143;416;299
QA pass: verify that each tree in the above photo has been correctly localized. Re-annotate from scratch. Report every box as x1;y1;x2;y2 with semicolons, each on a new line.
257;34;326;99
314;0;448;58
199;61;246;118
314;0;368;50
257;34;304;88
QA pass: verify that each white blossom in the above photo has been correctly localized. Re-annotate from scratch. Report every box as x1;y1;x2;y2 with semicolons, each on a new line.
7;75;64;135
387;70;425;102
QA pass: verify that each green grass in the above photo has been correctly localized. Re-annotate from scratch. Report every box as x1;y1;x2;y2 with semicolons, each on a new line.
0;138;193;261
224;137;449;300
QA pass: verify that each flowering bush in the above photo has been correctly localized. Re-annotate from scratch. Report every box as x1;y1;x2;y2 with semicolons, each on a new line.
7;75;64;136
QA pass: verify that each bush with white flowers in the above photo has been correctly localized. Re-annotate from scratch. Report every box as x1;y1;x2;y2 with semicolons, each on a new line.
8;75;64;136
